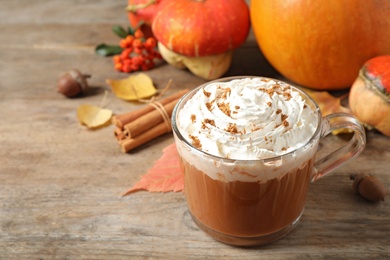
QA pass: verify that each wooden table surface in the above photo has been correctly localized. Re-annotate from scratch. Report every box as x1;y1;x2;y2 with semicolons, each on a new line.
1;1;389;259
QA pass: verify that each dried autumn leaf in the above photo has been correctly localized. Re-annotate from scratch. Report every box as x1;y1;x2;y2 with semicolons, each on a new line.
77;104;113;129
303;88;352;134
107;73;157;101
122;143;184;196
303;88;351;116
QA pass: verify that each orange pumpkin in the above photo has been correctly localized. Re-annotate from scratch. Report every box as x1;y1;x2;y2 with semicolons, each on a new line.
126;0;164;37
152;0;250;57
250;0;390;90
349;55;390;136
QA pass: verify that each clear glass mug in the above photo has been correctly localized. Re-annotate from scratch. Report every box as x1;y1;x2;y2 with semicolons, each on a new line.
172;76;366;247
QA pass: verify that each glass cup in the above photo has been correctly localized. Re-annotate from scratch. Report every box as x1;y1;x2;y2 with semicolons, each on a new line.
172;76;366;247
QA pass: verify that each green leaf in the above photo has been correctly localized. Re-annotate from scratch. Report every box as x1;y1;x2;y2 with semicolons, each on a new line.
112;26;128;38
127;21;145;35
95;44;123;56
127;26;135;36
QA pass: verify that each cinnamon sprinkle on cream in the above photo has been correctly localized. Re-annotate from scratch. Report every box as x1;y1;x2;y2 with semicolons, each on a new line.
281;114;289;128
204;118;215;126
221;88;231;99
189;134;202;149
283;92;292;101
264;88;275;98
203;88;211;97
218;102;231;117
206;101;214;111
190;114;196;123
225;123;238;134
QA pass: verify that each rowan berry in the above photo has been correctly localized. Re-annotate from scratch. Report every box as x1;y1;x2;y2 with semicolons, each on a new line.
134;29;144;39
132;56;144;66
125;35;134;46
145;37;157;49
142;62;154;71
132;38;143;49
134;47;144;55
120;48;132;60
114;63;123;71
119;39;127;49
113;55;121;63
111;27;161;73
131;63;140;71
123;58;132;67
122;63;132;73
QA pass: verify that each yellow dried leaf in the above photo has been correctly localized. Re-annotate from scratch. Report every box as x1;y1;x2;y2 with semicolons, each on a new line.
77;104;113;129
107;73;157;101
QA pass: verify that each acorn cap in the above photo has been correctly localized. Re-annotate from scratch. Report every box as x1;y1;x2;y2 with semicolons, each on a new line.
68;69;89;93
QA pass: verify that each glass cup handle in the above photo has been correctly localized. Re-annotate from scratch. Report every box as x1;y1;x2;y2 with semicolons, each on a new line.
311;112;366;182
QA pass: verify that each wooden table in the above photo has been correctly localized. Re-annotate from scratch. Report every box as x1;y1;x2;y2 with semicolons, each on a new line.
1;1;389;259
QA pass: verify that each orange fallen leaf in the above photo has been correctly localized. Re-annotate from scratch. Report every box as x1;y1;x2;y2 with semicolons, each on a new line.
122;143;184;196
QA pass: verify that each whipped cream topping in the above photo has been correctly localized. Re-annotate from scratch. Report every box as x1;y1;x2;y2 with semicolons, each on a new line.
177;77;318;160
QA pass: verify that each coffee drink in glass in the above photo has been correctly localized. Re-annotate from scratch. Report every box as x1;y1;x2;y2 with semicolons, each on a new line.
172;77;366;246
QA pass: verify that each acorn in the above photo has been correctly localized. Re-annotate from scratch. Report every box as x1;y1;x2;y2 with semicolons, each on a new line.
350;174;388;202
57;69;90;97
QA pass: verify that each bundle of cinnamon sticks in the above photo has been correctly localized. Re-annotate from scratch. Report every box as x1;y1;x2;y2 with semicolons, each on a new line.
113;89;189;153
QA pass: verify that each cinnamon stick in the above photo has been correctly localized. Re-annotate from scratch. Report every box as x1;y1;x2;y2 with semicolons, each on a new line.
120;122;168;153
112;89;189;128
114;127;125;141
123;99;177;139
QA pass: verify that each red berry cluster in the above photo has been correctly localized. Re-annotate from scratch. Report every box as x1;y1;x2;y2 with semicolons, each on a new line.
113;29;162;73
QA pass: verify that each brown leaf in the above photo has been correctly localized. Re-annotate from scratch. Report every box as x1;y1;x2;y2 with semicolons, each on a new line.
302;88;353;135
303;88;351;116
122;143;184;196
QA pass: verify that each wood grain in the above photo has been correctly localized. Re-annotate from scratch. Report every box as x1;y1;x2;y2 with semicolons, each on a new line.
0;1;389;259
